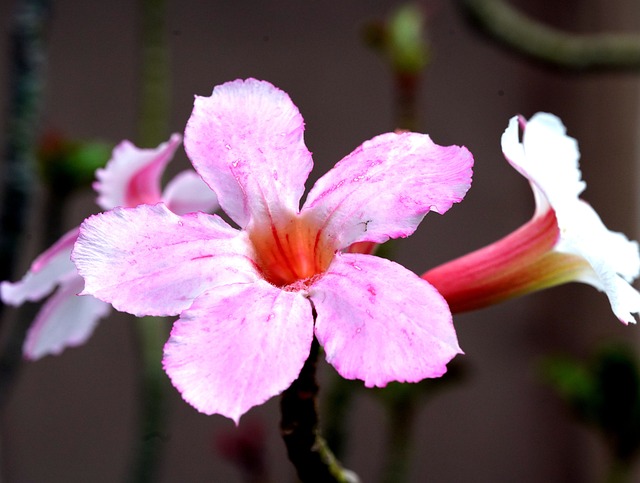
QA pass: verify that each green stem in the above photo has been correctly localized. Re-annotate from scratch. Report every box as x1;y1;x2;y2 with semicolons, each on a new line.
128;0;171;481
458;0;640;71
138;0;169;147
280;338;359;483
129;317;169;483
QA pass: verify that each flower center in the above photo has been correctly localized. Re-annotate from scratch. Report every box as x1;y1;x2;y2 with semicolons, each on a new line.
249;212;335;288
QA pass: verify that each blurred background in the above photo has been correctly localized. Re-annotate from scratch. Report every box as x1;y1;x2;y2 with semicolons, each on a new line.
1;0;639;481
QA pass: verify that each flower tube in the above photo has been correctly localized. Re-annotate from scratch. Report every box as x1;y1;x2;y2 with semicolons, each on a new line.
423;113;640;324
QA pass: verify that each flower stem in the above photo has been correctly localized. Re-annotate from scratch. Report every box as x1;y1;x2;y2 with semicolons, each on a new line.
128;0;171;481
137;0;169;147
129;316;169;483
458;0;640;71
280;338;359;483
394;71;421;132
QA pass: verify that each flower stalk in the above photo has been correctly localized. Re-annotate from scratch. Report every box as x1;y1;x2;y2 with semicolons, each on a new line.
280;337;359;483
130;0;170;480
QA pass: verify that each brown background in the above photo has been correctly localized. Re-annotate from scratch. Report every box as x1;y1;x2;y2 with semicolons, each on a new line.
1;0;639;481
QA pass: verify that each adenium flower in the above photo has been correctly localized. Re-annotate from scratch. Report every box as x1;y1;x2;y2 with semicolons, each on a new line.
423;112;640;324
1;134;218;359
72;78;474;422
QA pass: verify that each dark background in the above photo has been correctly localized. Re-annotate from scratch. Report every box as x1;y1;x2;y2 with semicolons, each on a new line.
1;0;639;481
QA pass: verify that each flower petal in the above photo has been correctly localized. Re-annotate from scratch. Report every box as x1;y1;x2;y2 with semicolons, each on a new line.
161;170;219;215
606;277;640;325
184;78;313;228
1;228;79;305
94;134;182;210
556;200;640;324
302;132;473;249
502;113;640;324
501;113;584;216
23;276;111;360
72;203;259;317
311;253;461;387
163;280;313;423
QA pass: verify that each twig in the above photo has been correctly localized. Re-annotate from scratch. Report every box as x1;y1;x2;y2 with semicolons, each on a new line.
458;0;640;71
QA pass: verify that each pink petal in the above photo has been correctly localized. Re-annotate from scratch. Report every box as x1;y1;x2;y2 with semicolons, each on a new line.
23;275;111;360
303;132;473;249
1;227;79;305
94;134;182;210
161;170;219;215
163;280;313;423
184;78;313;228
311;253;461;387
72;203;260;317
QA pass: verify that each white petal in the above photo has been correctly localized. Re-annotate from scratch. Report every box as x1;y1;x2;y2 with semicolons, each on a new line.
502;112;640;324
557;201;640;323
501;113;585;217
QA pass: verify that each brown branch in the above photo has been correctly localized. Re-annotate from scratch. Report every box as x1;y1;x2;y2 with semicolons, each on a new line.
280;338;359;483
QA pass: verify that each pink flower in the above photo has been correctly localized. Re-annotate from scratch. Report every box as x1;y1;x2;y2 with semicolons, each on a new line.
1;134;218;359
424;113;640;324
72;78;474;422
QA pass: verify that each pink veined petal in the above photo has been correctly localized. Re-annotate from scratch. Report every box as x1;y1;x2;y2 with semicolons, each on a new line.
23;275;111;360
1;227;79;305
161;170;219;216
302;132;473;249
72;203;260;317
163;280;314;423
310;253;461;387
94;133;182;210
184;78;313;228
